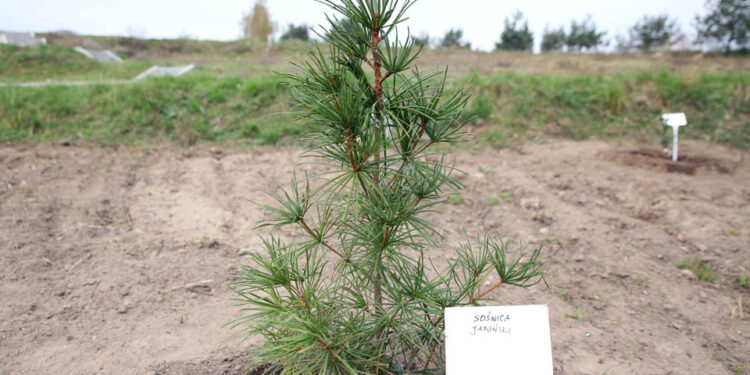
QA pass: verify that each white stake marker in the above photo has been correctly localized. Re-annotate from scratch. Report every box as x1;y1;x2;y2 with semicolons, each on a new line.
662;113;687;162
445;305;553;374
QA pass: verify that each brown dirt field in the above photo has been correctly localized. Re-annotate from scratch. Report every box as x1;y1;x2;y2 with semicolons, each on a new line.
1;140;748;375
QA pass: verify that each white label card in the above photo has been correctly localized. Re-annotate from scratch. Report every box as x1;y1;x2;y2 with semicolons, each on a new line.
445;305;553;375
662;113;687;127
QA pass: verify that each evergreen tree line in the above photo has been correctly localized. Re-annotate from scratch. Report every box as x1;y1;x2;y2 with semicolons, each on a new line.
242;0;750;53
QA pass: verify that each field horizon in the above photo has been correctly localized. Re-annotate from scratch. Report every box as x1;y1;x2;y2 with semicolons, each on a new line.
1;30;749;375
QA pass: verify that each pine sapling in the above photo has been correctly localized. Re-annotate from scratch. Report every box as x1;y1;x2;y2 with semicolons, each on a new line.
231;1;545;373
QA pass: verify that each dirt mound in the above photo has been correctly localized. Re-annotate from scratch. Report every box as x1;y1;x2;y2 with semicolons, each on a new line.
1;140;748;374
147;352;277;375
607;148;737;175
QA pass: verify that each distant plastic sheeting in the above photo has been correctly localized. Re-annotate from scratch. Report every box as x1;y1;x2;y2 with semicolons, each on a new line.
135;64;196;80
0;31;46;47
73;46;123;63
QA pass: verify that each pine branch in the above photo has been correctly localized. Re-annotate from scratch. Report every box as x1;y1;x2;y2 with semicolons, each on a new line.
231;1;544;373
299;217;345;260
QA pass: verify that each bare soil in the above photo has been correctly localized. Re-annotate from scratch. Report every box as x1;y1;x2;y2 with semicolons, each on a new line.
1;140;748;375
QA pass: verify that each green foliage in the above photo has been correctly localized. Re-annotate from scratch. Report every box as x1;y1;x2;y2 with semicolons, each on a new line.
477;128;512;148
440;28;469;49
229;1;545;373
565;306;584;320
681;258;717;282
566;15;607;52
461;95;493;124
499;192;513;203
496;10;534;51
629;14;681;52
737;274;748;287
596;78;627;112
0;74;300;145
281;23;310;41
469;71;750;149
3;70;748;148
0;44;94;75
541;26;567;52
696;0;750;52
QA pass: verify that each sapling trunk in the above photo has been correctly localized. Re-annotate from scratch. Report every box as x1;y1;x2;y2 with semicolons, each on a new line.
230;1;546;373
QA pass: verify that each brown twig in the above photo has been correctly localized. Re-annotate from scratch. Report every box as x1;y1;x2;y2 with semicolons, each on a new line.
413;139;434;157
299;218;346;260
380;226;390;249
471;279;505;302
343;129;370;198
288;282;307;308
411;119;428;153
313;336;330;351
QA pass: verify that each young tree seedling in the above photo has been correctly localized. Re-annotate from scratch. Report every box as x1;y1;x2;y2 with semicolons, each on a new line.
230;1;545;373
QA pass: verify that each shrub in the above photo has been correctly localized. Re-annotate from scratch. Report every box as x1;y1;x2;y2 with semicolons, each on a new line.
230;0;545;373
281;23;310;41
695;0;750;53
566;15;607;52
541;26;567;52
496;10;534;51
412;33;431;48
440;28;469;49
628;14;681;52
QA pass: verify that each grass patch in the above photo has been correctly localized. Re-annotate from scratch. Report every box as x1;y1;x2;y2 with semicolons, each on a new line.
558;287;570;301
0;74;304;146
737;274;748;288
448;195;464;205
565;306;584;320
499;192;513;203
681;258;717;282
1;68;748;148
461;94;493;124
726;228;741;237
468;70;750;149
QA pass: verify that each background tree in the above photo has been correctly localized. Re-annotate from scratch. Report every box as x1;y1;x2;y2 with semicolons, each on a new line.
231;0;544;373
241;0;274;43
541;25;567;52
440;28;469;49
496;10;534;51
566;15;607;52
695;0;750;52
412;33;431;48
628;14;681;52
280;23;309;41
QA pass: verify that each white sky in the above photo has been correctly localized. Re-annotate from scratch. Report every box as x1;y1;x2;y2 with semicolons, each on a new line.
1;0;707;51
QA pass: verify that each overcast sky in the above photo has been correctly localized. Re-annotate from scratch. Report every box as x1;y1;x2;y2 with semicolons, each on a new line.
2;0;708;51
